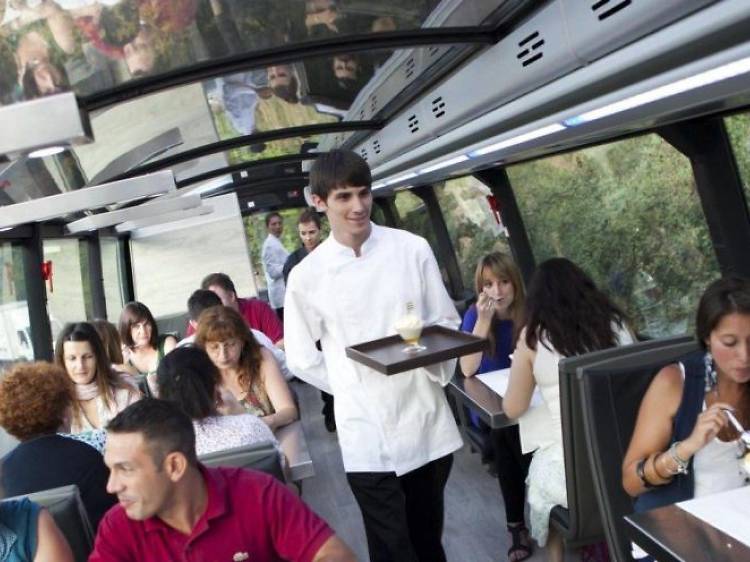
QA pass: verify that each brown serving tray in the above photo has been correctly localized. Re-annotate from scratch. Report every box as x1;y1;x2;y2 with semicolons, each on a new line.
345;325;488;375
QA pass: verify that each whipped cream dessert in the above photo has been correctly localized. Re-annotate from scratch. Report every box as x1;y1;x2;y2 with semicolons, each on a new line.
394;313;423;342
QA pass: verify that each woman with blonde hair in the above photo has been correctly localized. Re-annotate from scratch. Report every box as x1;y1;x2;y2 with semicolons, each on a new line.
55;322;140;433
196;306;297;431
459;251;532;562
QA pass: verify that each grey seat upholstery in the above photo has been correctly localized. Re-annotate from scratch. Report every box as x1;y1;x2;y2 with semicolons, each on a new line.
550;334;693;548
199;440;284;481
3;484;94;562
579;338;698;562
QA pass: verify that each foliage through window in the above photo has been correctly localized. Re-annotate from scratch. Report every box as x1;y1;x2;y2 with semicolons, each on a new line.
507;134;720;338
723;113;750;214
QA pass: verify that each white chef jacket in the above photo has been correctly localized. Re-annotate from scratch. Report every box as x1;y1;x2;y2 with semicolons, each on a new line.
284;224;463;475
261;234;290;309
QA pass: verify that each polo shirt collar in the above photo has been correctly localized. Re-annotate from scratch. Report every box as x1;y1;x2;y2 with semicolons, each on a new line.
142;464;227;536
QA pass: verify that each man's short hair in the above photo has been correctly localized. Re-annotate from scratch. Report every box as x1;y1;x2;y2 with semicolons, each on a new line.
298;207;321;229
187;289;222;322
309;149;372;201
107;399;198;467
200;273;236;295
265;212;282;228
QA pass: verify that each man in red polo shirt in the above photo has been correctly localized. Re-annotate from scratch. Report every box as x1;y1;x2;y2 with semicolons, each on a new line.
185;272;284;347
90;399;354;562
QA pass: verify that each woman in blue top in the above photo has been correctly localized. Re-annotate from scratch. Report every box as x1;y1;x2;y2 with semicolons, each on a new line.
0;498;73;561
460;252;533;562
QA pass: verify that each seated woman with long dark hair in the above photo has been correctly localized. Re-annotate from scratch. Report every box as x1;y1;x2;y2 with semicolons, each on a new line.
157;346;280;457
54;322;140;434
504;258;634;562
196;306;297;432
119;301;177;396
623;277;750;559
0;362;117;530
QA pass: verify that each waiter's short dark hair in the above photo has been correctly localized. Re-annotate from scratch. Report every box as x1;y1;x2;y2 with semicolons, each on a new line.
309;149;371;201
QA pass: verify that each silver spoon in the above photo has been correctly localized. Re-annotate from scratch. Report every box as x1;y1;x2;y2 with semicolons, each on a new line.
721;407;750;448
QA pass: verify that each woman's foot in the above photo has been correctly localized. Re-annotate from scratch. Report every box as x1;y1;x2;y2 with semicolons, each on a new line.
507;523;533;562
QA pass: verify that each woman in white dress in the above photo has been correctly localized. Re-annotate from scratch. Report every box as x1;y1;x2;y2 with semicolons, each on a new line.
156;345;280;457
504;258;634;562
54;322;141;434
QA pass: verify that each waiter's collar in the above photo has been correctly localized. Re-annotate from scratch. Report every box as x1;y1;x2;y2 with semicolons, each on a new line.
329;222;381;257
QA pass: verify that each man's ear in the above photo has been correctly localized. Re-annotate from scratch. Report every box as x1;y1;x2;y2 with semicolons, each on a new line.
310;193;328;213
163;452;189;482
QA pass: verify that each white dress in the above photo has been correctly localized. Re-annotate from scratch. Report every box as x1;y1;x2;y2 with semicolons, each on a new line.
524;326;634;546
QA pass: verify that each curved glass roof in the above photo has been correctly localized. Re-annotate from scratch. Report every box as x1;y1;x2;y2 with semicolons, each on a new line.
0;0;529;211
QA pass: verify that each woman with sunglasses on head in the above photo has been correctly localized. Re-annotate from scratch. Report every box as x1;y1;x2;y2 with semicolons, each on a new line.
459;252;533;562
196;306;297;432
623;277;750;559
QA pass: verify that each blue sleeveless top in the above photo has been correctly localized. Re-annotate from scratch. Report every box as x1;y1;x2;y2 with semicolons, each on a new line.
634;351;705;512
0;498;40;561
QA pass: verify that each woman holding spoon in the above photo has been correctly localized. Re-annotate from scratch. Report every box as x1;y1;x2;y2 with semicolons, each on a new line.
623;277;750;532
459;252;533;562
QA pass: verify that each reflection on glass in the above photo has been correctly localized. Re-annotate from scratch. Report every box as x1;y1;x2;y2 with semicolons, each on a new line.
0;0;442;105
0;243;32;363
43;238;87;336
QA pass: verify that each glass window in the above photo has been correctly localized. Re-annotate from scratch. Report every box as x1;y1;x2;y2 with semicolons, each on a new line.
507;134;720;338
0;243;33;364
435;176;510;293
100;237;126;322
394;189;449;285
723;113;750;212
43;239;88;339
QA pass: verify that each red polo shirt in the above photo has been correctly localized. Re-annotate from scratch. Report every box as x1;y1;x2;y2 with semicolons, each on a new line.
89;466;333;562
186;298;283;343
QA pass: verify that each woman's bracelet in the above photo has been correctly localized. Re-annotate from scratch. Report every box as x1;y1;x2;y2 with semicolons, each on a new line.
668;441;690;475
636;458;655;489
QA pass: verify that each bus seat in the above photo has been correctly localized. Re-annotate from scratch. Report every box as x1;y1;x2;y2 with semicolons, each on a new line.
580;339;698;562
3;484;94;562
199;441;284;482
155;312;189;341
551;334;694;548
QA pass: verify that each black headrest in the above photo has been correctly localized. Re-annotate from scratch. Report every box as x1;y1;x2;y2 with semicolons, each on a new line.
199;441;284;482
3;484;94;562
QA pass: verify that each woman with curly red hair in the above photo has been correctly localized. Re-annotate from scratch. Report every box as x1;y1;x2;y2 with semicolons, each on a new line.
0;362;116;529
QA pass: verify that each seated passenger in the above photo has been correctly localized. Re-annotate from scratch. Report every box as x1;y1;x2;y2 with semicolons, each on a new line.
459;252;533;562
119;302;178;397
196;306;298;431
0;362;117;530
504;258;633;562
179;289;293;380
92;319;133;376
54;322;141;434
90;399;356;561
623;277;750;557
0;497;74;562
188;272;284;347
157;346;280;457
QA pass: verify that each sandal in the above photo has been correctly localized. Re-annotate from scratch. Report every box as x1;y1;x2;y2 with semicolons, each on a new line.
507;524;533;562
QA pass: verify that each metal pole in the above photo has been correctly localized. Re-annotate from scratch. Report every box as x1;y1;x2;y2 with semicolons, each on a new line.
20;224;53;360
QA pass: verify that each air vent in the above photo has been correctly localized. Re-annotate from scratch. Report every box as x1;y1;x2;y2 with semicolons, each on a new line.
405;57;416;80
591;0;632;21
372;139;381;155
431;96;446;119
517;31;545;67
407;114;420;134
370;95;378;114
359;147;368;161
428;45;440;58
359;108;366;120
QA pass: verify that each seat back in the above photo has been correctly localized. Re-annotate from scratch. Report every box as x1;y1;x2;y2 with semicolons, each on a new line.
552;334;693;546
3;484;94;562
579;338;699;562
199;441;284;481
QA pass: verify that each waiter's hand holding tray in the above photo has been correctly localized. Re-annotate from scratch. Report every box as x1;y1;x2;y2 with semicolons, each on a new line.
345;325;488;375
